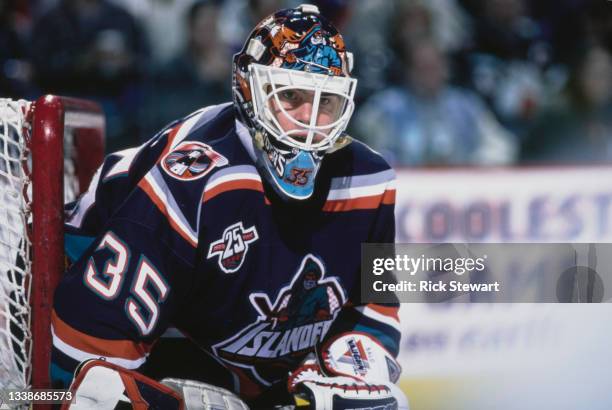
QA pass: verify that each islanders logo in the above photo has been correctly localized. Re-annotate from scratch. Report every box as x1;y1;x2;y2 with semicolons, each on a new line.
161;141;228;181
213;255;347;378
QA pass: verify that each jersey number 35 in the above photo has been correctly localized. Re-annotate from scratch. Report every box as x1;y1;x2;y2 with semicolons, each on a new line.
83;231;170;336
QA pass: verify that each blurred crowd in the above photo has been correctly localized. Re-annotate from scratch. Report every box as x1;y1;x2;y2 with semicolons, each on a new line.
2;0;611;163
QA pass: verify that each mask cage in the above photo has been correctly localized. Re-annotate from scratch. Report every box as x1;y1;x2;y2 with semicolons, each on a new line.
249;63;357;152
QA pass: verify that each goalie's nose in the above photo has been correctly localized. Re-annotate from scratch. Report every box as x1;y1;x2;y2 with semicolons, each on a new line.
292;100;315;125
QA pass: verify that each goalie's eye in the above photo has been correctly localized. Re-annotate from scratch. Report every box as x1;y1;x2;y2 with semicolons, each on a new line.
319;93;342;114
279;90;299;102
320;95;332;106
274;89;306;110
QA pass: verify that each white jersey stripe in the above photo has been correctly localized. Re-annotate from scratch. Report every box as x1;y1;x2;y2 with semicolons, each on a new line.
205;165;261;191
104;146;142;180
52;326;146;369
327;169;395;201
171;104;229;150
144;171;198;245
205;172;262;192
327;181;390;201
66;165;102;229
149;166;199;235
206;165;260;185
329;169;395;190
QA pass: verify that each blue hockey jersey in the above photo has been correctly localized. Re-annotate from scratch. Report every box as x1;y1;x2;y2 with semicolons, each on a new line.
52;103;400;402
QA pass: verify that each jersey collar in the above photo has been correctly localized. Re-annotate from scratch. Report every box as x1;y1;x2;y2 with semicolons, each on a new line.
235;119;257;164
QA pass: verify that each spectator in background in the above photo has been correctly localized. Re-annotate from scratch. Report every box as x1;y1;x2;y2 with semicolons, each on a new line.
528;0;612;67
521;46;612;163
117;0;194;65
143;0;231;135
461;0;551;138
218;0;286;53
338;0;394;102
30;0;148;150
0;0;35;98
346;0;468;102
354;38;516;167
390;0;469;57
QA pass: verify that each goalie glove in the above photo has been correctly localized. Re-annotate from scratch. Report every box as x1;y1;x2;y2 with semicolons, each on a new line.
288;363;408;410
317;332;402;384
287;332;409;410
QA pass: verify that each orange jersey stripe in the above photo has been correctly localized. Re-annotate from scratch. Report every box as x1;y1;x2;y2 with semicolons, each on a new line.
202;179;264;203
137;177;197;247
367;304;400;322
52;310;151;360
322;195;380;212
382;188;396;205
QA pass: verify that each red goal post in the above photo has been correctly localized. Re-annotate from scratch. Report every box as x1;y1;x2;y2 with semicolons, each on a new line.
0;95;105;390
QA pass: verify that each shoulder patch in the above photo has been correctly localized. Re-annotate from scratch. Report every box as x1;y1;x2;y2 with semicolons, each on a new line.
161;141;228;181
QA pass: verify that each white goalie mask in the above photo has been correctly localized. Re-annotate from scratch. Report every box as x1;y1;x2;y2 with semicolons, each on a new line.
232;4;357;201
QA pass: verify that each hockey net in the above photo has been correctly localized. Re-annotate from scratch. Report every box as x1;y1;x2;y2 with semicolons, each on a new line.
0;95;105;390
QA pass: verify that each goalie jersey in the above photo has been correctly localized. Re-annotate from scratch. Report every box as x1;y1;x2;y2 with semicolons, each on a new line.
52;103;400;402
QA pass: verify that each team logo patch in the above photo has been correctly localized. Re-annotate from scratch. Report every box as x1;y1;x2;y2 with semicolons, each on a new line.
207;222;258;273
161;141;228;181
212;254;347;385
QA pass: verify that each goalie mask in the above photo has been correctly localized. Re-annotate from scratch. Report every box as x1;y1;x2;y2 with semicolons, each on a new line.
233;3;357;201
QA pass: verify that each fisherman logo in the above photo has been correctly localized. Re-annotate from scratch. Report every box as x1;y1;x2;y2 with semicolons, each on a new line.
162;141;228;181
207;222;259;273
213;254;347;371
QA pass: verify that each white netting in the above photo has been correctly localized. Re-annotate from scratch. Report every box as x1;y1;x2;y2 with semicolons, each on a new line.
63;123;78;203
0;99;81;390
0;99;32;389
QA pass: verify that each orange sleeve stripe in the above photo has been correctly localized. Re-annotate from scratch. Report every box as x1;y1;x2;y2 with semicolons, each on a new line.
382;188;396;205
323;195;380;212
137;178;197;248
52;310;151;360
367;304;400;322
202;179;264;203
